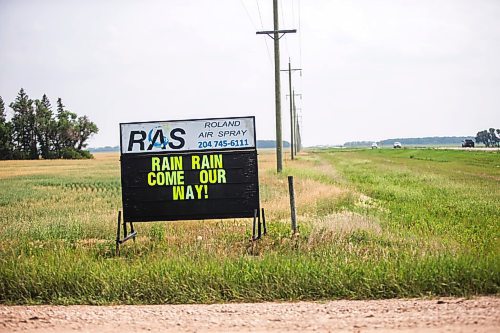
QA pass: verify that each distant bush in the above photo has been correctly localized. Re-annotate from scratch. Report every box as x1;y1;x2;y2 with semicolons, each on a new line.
476;128;500;147
257;140;290;148
61;148;93;159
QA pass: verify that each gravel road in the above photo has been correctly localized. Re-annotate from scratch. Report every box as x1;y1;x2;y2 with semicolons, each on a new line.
1;297;498;333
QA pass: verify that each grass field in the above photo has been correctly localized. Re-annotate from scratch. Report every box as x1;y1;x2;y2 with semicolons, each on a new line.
0;148;498;304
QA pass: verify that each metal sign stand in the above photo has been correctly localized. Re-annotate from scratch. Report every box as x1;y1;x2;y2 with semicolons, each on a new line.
251;208;267;241
115;207;267;256
115;206;267;256
115;210;137;256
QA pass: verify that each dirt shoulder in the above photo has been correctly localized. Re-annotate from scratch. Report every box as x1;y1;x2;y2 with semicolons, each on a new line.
1;297;498;333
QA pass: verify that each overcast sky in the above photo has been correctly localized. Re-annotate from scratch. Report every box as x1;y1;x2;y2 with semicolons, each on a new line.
1;0;499;147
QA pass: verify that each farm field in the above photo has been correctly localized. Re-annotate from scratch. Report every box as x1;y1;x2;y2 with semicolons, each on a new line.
0;149;499;305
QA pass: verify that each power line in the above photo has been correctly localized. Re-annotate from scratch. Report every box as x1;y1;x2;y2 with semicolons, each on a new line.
239;0;258;30
280;0;286;27
279;0;291;60
255;0;265;27
298;0;303;68
255;0;273;66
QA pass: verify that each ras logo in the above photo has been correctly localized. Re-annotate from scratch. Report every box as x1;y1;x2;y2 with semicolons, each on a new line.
127;126;186;151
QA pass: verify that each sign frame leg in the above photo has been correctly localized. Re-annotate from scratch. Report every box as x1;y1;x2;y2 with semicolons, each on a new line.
115;210;122;256
115;210;138;256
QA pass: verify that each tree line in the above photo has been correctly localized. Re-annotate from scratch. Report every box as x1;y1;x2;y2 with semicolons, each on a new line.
344;137;473;147
475;128;500;147
0;88;98;160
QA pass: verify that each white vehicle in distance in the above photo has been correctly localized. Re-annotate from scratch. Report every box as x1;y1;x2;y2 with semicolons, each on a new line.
371;142;378;149
393;142;402;149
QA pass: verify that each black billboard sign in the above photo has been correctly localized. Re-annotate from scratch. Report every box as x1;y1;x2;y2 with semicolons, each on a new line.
119;116;259;222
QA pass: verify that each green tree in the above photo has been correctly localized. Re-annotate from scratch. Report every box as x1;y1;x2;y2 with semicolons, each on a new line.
475;128;500;147
0;96;13;159
475;130;490;147
2;91;98;160
10;88;37;159
75;115;98;150
0;96;5;123
34;94;54;159
55;98;78;156
489;128;500;147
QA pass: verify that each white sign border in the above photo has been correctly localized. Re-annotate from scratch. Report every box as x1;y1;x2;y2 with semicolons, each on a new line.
120;116;256;155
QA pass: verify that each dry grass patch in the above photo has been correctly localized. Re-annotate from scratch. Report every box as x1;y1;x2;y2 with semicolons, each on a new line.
258;151;351;221
0;153;120;179
310;211;382;236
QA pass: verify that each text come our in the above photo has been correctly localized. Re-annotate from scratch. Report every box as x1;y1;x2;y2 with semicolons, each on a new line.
147;154;227;200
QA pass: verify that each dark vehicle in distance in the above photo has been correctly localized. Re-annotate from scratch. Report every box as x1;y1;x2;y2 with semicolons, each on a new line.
462;139;475;148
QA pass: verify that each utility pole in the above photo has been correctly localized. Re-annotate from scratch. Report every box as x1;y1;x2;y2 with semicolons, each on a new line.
257;0;296;173
293;90;297;156
281;59;301;160
294;107;302;155
287;91;302;155
296;121;302;152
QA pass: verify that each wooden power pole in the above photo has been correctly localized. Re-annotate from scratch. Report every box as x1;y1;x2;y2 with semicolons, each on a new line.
293;91;298;155
257;0;296;173
292;89;297;156
281;60;301;160
288;62;294;160
287;91;302;155
293;92;302;153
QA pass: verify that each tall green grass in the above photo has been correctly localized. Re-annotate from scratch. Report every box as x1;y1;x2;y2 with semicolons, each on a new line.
318;149;499;251
0;150;498;304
